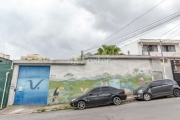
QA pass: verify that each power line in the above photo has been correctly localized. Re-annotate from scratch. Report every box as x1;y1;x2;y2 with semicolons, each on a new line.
159;22;180;39
118;20;180;52
91;24;180;53
105;10;180;46
166;25;180;39
85;8;180;53
83;0;166;52
169;33;180;39
86;12;180;54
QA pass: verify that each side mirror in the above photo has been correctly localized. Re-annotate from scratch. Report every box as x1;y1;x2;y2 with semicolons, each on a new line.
88;93;93;96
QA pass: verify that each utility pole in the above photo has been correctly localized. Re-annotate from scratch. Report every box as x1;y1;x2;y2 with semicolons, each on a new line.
159;39;166;79
81;51;83;61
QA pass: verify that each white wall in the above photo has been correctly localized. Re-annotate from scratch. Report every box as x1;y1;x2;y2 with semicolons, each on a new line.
8;65;19;106
50;59;152;80
175;44;180;52
121;41;139;55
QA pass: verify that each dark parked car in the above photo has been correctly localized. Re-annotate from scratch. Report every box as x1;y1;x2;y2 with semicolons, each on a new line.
70;86;127;109
133;79;180;101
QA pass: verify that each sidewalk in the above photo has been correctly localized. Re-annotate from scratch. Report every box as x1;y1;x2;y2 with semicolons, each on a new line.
0;95;135;115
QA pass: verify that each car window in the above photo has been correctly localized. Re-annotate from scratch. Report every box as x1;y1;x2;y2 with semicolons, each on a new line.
172;80;178;85
110;87;119;91
162;80;173;85
91;88;100;93
140;82;151;88
102;87;110;92
151;81;162;87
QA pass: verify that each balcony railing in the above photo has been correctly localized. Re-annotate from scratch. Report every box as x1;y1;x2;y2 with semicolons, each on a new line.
143;52;180;57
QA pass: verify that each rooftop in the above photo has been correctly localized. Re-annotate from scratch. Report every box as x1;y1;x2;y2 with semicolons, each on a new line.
138;39;180;44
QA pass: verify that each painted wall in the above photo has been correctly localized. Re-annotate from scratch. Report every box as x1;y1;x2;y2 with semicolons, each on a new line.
48;59;152;104
8;58;174;105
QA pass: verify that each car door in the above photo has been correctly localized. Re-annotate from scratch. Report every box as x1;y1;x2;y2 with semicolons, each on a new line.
150;81;163;97
86;88;101;105
161;80;173;95
100;87;112;104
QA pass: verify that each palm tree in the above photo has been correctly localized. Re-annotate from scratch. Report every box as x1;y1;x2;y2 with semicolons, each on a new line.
96;45;123;55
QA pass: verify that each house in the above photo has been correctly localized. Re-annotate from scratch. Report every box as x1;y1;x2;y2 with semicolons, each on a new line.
121;38;180;87
121;39;180;57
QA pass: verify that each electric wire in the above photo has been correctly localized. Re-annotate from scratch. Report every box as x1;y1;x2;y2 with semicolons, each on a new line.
83;0;166;52
86;15;180;54
84;9;180;53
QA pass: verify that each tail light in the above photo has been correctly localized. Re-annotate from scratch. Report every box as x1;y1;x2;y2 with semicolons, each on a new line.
122;90;125;94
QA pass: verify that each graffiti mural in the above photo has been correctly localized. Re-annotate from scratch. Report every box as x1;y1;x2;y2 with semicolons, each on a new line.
48;68;151;104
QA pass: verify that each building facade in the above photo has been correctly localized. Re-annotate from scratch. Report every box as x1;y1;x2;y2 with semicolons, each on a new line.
121;39;180;85
7;55;174;106
121;39;180;57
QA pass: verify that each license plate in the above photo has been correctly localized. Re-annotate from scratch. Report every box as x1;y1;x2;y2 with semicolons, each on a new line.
133;95;137;98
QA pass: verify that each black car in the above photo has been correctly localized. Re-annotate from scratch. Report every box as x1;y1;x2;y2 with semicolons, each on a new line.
133;79;180;101
70;86;127;109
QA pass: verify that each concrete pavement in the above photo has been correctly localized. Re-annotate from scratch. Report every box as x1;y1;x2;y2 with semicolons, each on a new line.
0;96;134;115
1;96;180;120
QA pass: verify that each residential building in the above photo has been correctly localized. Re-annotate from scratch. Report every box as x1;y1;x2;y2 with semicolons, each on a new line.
121;39;180;57
0;53;10;59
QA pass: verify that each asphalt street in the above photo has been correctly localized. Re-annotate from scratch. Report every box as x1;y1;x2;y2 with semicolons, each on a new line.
1;97;180;120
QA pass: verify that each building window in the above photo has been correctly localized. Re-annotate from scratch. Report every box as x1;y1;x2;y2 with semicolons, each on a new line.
143;45;158;52
162;45;175;52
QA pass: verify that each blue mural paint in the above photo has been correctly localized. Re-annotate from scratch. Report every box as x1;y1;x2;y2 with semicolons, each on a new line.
14;66;50;105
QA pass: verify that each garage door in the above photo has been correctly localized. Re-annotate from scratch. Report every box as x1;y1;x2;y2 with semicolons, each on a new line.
14;66;50;105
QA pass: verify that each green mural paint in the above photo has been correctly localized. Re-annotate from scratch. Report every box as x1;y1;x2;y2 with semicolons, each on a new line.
47;69;152;104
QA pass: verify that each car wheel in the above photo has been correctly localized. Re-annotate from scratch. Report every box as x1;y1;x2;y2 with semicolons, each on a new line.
173;89;180;97
143;93;151;101
113;97;122;105
77;101;86;110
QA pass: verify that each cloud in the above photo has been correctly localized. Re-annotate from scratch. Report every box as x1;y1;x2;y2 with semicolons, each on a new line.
0;0;180;59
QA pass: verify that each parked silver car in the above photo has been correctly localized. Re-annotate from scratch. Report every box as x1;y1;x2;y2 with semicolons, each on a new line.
133;79;180;101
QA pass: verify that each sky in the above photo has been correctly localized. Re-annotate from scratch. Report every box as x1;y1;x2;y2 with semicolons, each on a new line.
0;0;180;60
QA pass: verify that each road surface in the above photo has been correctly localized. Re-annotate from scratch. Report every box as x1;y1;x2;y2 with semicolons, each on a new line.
1;97;180;120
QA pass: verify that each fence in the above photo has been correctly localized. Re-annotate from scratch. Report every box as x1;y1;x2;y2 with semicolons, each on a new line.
0;58;12;109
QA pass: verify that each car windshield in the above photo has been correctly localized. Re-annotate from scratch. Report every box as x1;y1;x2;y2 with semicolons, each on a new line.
140;82;151;88
85;89;92;94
